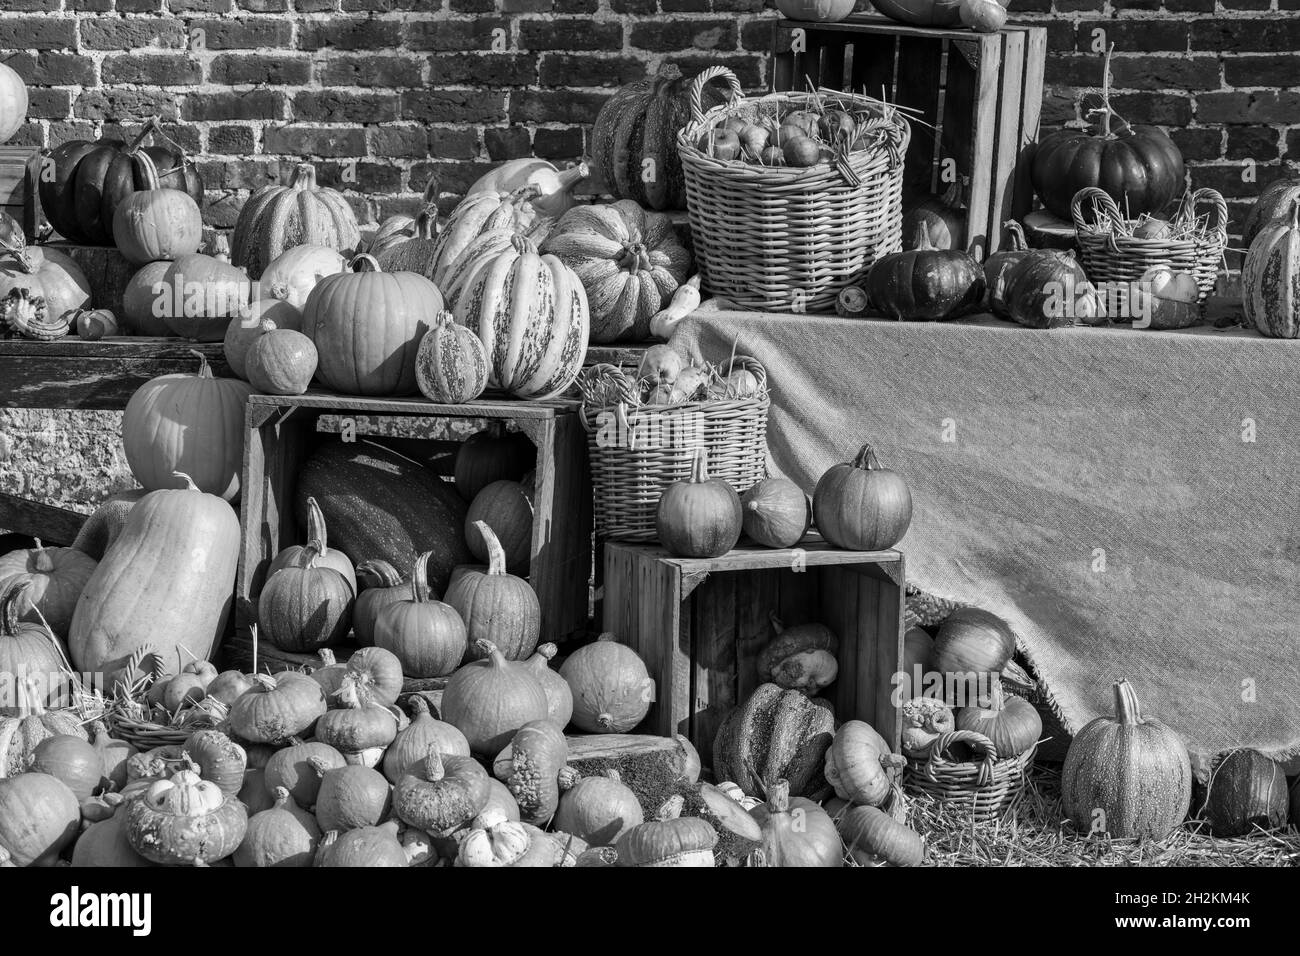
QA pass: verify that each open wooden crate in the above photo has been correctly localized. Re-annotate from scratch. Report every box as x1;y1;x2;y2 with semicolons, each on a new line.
771;14;1046;260
603;540;904;768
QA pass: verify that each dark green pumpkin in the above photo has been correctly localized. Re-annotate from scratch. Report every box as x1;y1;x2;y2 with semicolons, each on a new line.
1242;177;1300;250
866;224;984;321
983;221;1032;317
1204;749;1288;837
453;430;536;502
656;448;742;559
1002;251;1101;329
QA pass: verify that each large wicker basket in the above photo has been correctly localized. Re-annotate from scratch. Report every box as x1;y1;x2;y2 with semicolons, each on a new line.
904;729;1036;822
677;66;910;313
578;356;769;542
1071;186;1228;304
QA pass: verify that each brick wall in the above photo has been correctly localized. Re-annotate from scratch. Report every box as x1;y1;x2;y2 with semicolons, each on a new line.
2;1;1298;245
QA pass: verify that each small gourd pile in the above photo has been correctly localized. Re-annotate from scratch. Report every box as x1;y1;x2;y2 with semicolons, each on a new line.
698;98;893;169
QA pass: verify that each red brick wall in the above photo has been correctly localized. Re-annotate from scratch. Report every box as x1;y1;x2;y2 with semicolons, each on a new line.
2;0;1297;247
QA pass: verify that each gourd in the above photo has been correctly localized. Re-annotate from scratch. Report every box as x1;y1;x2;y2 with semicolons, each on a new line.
648;275;702;341
1003;250;1101;329
392;750;491;833
869;0;963;26
446;523;540;663
314;820;406;867
456;807;535;867
740;478;811;549
120;355;253;500
0;215;91;334
158;251;253;342
813;443;913;551
302;254;441;397
89;721;137;791
374;550;467;679
837;804;924;866
465;159;589;219
1243;198;1300;339
553;769;644;846
0;62;28;144
245;325;318;396
313;760;391;833
112;152;203;266
313;677;400;769
352;560;408;648
866;223;984;320
560;634;655;734
1203;749;1288;837
125;768;249;866
523;643;573;729
317;645;403;709
614;794;716;866
0;676;87;777
440;639;549;756
206;670;254;708
257;244;348;309
72;806;156;867
257;540;354;654
955;681;1042;759
0;772;80;866
492;719;569;825
1242;176;1300;249
266;497;358;595
983;221;1032;317
1138;265;1199;331
824;720;906;807
932;607;1017;701
414;309;489;404
74;307;118;340
750;778;842;867
713;683;835;799
69;473;240;685
369;180;437;257
656;448;743;558
264;738;344;807
0;579;70;713
900;696;956;758
231;161;361;279
454;430;536;502
29;735;104;801
465;479;534;572
177;731;245;799
756;617;838;696
374;209;440;280
428;187;552;290
228;672;327;746
382;696;470;785
233;786;321;867
1060;680;1192;841
673;780;763;865
120;260;174;335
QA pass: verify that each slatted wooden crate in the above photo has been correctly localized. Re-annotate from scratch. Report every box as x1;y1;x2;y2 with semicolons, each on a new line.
602;540;904;768
235;392;592;649
771;14;1046;260
0;146;39;238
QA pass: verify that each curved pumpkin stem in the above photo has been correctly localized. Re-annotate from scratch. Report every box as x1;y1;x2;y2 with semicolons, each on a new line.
473;520;508;576
356;559;403;590
411;551;433;604
420;172;439;206
304;497;332;559
350;253;382;274
131;150;163;192
125;116;162;154
172;471;201;492
656;793;686;821
1112;679;1143;726
188;349;213;379
475;638;505;668
290;162;318;191
851;443;884;471
0;578;35;637
414;210;439;240
1004;220;1028;252
764;778;791;814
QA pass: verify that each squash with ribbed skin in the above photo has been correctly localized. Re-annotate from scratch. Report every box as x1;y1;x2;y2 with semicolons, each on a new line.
429;186;551;290
447;523;540;663
1204;749;1288;837
1243;198;1300;339
824;719;906;807
374;551;466;679
0;677;86;776
954;680;1042;759
266;497;357;595
1003;250;1101;329
657;448;742;559
180;730;246;798
29;734;103;801
126;768;248;866
0;580;71;714
465;479;534;572
713;683;835;799
983;220;1033;317
441;639;549;756
112;152;203;267
375;209;440;280
382;697;470;785
258;541;354;654
866;224;984;321
615;794;715;866
223;298;302;381
751;778;841;867
231;162;360;280
0;772;80;866
813;443;912;551
1243;177;1300;250
415;309;489;404
740;478;811;549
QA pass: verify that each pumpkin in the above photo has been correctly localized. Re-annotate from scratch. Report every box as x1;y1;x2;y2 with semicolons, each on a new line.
614;794;715;866
206;670;255;708
313;760;391;833
656;448;743;558
257;244;348;309
118;261;174;336
1060;680;1192;841
29;735;103;802
231;162;361;279
73;307;118;340
523;643;573;729
465;479;534;573
541;200;691;343
393;750;491;834
441;639;549;755
454;430;536;501
825;719;906;807
382;696;470;785
368;177;439;255
88;721;136;792
866;223;984;321
0;579;70;714
294;438;472;597
900;626;933;691
314;820;407;867
266;496;357;595
0;215;91;334
955;680;1041;759
112;152;203;266
264;737;344;807
428;186;552;290
0;772;80;866
374;551;467;679
466;159;589;220
374;209;440;280
813;443;913;551
125;768;248;865
121;355;253;500
72;807;156;867
713;683;835;799
317;646;402;709
837;804;924;867
673;779;762;865
560;634;655;734
775;0;855;18
983;221;1032;317
238;769;274;815
175;730;245;799
756;617;838;696
749;778;841;867
553;769;644;846
314;678;400;769
869;0;963;26
228;672;327;746
740;478;811;549
455;806;534;867
492;719;569;826
0;62;28;145
245;326;317;396
1204;749;1288;837
902;187;966;252
352;560;408;648
446;522;540;663
69;474;240;684
1243;198;1300;339
960;0;1008;31
1003;249;1101;329
932;607;1016;702
1243;176;1300;249
233;786;321;867
447;233;590;400
414;309;489;404
899;696;956;759
158;251;254;342
257;540;354;654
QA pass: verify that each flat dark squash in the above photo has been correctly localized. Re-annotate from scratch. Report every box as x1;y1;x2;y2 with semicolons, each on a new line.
295;439;471;596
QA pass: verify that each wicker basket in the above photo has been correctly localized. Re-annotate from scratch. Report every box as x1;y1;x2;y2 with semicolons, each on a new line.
578;356;769;543
106;716;196;751
676;66;910;313
1071;186;1228;304
904;729;1036;822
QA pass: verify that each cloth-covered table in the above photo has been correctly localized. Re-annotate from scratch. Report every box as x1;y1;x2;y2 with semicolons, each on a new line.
673;309;1299;772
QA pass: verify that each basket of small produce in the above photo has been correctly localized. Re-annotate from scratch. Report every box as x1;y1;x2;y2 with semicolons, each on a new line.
677;67;910;313
904;728;1037;822
100;648;231;750
577;348;769;542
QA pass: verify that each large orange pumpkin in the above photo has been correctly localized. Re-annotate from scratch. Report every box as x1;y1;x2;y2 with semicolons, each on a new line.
231;162;360;280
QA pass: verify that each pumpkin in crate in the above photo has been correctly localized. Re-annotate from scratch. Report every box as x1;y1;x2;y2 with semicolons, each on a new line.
245;324;318;396
223;297;302;381
446;523;540;663
0;584;72;715
440;639;549;756
126;768;248;866
540;199;692;343
428;186;552;289
302;254;439;396
0;772;80;866
159;251;253;342
1243;176;1300;249
120;260;174;336
112;152;203;266
373;551;467;679
465;479;534;572
267;497;357;595
713;683;835;799
414;310;489;405
1060;680;1191;841
740;478;811;549
0;539;96;641
352;560;408;648
448;233;590;401
258;541;354;654
231;162;360;279
750;778;841;867
454;430;536;502
657;448;743;559
813;443;912;551
374;209;440;281
257;244;348;310
954;680;1041;759
869;0;963;26
0;62;28;144
1003;250;1102;329
866;224;984;321
69;474;240;685
466;160;589;219
1242;198;1300;339
560;634;655;734
1204;749;1288;837
121;353;253;500
0;214;91;337
757;617;838;697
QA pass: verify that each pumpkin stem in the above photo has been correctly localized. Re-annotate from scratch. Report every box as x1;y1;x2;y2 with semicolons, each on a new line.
187;349;213;379
689;446;710;483
125;116;162;153
356;559;403;590
1004;220;1028;252
414;210;439;240
171;471;201;492
420;172;439;205
290;162;317;191
0;578;34;637
411;551;433;604
1100;44;1113;138
408;695;431;718
132;150;162;192
431;309;455;329
850;443;883;471
768;612;785;636
557;766;580;790
911;220;934;252
557;161;590;193
534;642;557;663
473;520;508;576
423;748;446;782
305;497;331;558
1112;679;1143;726
307;754;332;779
350;253;382;274
596;713;616;731
317;648;337;668
509;233;538;257
655;793;686;821
765;778;791;814
271;786;291;809
475;638;505;668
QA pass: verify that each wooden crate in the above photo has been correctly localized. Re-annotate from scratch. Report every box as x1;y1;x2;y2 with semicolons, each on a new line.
236;392;592;648
603;540;905;768
43;242;136;315
0;146;39;239
771;14;1047;260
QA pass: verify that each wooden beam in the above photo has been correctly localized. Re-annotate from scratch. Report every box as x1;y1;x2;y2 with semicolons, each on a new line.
0;493;84;545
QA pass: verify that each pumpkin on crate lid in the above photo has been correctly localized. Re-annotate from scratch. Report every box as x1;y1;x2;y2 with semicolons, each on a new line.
231;161;361;280
0;538;95;643
740;477;811;549
656;447;743;559
559;633;655;735
813;442;913;551
0;212;91;340
245;323;318;397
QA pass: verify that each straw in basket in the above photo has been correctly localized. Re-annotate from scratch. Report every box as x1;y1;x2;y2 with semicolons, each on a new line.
904;729;1037;822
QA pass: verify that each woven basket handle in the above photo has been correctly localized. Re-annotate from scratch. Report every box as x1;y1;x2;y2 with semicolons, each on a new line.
924;729;999;787
724;354;768;392
1071;186;1121;232
687;66;744;125
1176;187;1228;238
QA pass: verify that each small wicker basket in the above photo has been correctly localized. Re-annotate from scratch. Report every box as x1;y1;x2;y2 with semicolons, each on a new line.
1071;186;1228;304
578;356;769;542
677;66;910;313
904;729;1036;822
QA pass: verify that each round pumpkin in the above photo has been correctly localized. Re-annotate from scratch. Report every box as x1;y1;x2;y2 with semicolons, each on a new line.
869;0;963;25
228;671;328;746
1203;749;1288;837
866;223;984;321
263;737;344;808
392;750;490;836
1002;249;1101;329
441;639;549;756
0;676;86;776
813;443;912;551
352;559;408;648
375;209;440;280
454;430;536;501
120;260;175;336
223;297;303;381
233;786;321;867
231;162;361;279
932;606;1016;700
121;354;253;500
314;679;399;768
181;729;247;798
246;325;318;396
656;448;743;558
465;478;534;571
0;771;80;866
523;643;573;730
125;768;248;866
314;820;406;867
0;215;91;332
112;152;203;267
446;522;540;663
414;309;489;404
1242;176;1300;250
258;542;354;654
1243;198;1300;339
553;769;644;846
312;760;391;833
902;191;965;251
954;680;1041;759
0;62;28;145
983;220;1032;317
257;243;348;309
0;540;94;643
382;696;470;785
29;734;104;801
740;477;811;549
541;199;692;343
560;634;655;734
157;251;253;342
750;778;841;867
374;550;467;679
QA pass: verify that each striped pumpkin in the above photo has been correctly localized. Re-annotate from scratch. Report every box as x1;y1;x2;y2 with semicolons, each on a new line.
440;227;519;312
374;210;439;281
428;187;551;291
1242;176;1300;249
1243;198;1300;339
231;163;361;280
542;200;691;343
451;234;589;401
415;310;489;404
